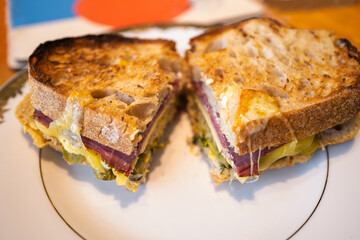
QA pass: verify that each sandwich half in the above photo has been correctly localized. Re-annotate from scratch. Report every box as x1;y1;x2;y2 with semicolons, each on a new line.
186;18;360;184
16;34;182;191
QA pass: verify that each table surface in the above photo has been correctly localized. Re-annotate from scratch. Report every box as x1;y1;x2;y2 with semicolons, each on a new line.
1;0;360;88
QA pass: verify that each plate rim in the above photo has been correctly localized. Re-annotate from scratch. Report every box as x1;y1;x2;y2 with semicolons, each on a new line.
39;146;330;240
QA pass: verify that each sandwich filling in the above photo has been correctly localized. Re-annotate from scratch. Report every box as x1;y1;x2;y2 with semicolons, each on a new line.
33;87;177;189
192;82;276;177
190;81;319;182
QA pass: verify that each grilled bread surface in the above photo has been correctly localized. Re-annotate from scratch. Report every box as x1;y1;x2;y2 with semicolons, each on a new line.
29;34;182;154
187;18;360;155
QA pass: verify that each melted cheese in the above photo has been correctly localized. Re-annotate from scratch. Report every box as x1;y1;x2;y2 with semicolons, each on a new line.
35;90;105;173
236;176;250;184
235;136;319;183
36;118;134;185
115;171;129;185
138;101;170;154
235;89;279;131
194;97;224;156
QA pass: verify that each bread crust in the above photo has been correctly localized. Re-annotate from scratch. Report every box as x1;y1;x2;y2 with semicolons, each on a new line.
318;113;360;145
29;34;176;87
187;17;360;155
28;34;182;154
189;17;286;47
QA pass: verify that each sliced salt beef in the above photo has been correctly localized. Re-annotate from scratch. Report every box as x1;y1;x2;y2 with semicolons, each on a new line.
192;82;277;177
33;109;52;128
81;136;136;175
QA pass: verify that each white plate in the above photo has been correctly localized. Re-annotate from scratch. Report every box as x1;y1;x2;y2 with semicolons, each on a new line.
1;27;360;240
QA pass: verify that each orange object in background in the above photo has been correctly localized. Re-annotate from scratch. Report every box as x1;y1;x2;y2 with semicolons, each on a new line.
266;0;360;48
74;0;191;28
0;0;15;84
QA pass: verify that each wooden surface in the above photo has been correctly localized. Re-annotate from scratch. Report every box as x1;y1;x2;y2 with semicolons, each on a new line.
1;1;360;88
267;1;360;49
0;0;16;88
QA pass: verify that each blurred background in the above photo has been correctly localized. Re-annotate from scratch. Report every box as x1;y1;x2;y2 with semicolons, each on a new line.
1;0;360;87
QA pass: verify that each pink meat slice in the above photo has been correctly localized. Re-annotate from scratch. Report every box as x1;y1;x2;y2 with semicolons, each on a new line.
192;82;277;177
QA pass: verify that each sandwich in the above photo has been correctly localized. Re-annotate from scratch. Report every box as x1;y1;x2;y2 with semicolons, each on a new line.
16;34;182;192
186;18;360;184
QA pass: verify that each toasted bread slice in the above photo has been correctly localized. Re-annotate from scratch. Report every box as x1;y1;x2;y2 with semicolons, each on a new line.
29;34;182;155
186;18;360;156
23;34;183;191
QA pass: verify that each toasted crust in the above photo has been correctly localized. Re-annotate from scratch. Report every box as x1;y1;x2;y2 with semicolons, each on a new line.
318;112;360;146
29;34;182;154
189;17;287;46
187;18;360;155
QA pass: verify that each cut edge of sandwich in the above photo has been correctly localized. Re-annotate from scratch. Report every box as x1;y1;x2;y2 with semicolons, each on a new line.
187;91;360;184
16;93;178;192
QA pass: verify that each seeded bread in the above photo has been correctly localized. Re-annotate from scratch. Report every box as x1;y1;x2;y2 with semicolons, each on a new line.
186;18;360;155
29;34;182;155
